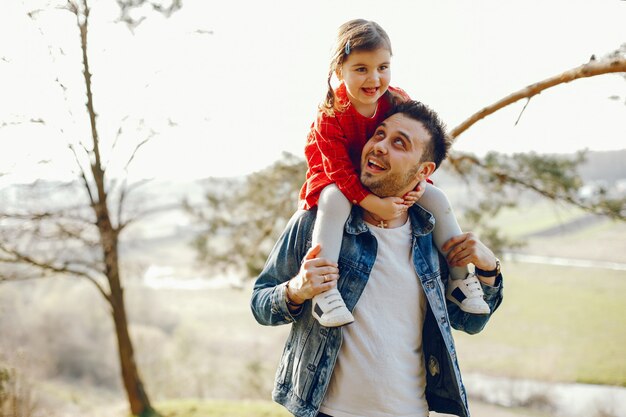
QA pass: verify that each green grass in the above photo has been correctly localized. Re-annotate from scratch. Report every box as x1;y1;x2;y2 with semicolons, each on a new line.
150;398;551;417
150;260;626;392
454;261;626;386
154;399;291;417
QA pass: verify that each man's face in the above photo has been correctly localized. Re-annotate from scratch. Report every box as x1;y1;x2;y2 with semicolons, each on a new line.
360;113;435;198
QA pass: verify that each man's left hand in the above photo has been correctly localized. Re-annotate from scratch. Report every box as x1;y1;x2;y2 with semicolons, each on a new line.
442;232;498;285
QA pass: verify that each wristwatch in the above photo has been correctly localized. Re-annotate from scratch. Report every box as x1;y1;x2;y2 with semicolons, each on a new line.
285;281;303;307
475;258;501;277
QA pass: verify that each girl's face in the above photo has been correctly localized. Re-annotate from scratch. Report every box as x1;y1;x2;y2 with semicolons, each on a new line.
337;47;392;118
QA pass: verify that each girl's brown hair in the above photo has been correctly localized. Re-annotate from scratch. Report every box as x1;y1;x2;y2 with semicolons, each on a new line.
321;19;393;116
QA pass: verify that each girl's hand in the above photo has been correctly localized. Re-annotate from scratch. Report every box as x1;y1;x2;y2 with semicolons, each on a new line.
373;196;407;220
403;180;427;208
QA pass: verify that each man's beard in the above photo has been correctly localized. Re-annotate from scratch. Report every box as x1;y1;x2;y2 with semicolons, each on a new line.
361;164;419;198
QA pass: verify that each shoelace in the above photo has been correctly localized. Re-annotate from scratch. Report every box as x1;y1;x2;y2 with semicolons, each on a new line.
464;279;483;295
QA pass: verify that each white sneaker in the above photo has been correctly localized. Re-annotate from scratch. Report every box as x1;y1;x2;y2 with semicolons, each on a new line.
446;273;490;315
312;287;354;327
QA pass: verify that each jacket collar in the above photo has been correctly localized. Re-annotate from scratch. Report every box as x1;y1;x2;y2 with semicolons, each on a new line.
345;205;435;237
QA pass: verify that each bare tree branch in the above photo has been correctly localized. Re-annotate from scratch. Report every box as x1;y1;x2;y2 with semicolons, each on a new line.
118;201;179;232
0;242;110;302
116;178;152;228
0;118;45;129
124;132;153;172
514;98;531;126
450;55;626;140
0;208;94;227
69;144;96;206
109;116;130;156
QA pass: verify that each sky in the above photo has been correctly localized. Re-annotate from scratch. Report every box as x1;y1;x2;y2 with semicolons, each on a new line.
0;0;625;185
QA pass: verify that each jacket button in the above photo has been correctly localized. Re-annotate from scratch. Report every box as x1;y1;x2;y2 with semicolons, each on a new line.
307;364;316;372
320;328;328;336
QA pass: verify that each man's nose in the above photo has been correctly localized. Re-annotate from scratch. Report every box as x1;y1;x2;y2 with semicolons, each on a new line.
373;139;387;154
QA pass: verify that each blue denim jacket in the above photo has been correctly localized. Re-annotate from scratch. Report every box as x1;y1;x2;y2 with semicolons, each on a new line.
251;205;503;417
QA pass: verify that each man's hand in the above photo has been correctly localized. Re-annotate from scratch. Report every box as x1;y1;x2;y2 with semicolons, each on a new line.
286;244;339;305
442;232;498;286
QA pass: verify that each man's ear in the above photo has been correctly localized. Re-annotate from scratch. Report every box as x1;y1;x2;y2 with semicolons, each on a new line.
416;161;436;181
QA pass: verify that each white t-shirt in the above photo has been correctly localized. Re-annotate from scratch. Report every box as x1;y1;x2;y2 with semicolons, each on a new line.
320;218;429;417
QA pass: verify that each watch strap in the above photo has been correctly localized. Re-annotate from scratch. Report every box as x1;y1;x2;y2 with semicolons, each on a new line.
284;282;303;306
475;258;501;277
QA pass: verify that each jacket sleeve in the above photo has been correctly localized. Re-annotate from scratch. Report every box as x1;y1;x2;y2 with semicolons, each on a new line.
250;211;312;326
314;116;371;205
447;274;504;335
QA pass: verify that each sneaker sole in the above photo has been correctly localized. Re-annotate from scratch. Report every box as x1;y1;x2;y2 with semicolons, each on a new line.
446;294;490;315
312;310;355;327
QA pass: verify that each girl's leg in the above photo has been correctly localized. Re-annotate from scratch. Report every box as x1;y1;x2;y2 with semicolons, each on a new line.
418;183;469;280
312;184;351;262
311;184;354;327
419;183;490;314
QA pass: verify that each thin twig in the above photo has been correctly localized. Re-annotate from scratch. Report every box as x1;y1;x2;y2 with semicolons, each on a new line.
514;98;532;126
69;144;96;206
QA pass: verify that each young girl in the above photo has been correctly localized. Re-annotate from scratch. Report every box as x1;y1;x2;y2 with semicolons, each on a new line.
298;19;490;327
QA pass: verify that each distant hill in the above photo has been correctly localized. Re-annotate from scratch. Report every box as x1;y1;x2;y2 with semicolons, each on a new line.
2;149;623;212
433;149;626;187
578;149;626;182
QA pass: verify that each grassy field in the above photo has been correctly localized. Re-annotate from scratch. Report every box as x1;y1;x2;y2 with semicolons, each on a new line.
146;259;624;417
479;201;626;263
483;201;589;239
138;257;626;398
454;261;626;386
154;399;292;417
457;201;626;385
151;399;552;417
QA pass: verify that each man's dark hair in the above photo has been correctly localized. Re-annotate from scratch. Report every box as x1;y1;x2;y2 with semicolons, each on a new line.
390;100;451;169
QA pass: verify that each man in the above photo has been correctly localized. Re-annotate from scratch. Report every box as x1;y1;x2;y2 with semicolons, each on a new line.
251;101;503;417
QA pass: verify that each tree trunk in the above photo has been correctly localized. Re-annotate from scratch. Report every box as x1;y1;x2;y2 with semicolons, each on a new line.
100;220;157;417
75;1;159;413
110;273;154;416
